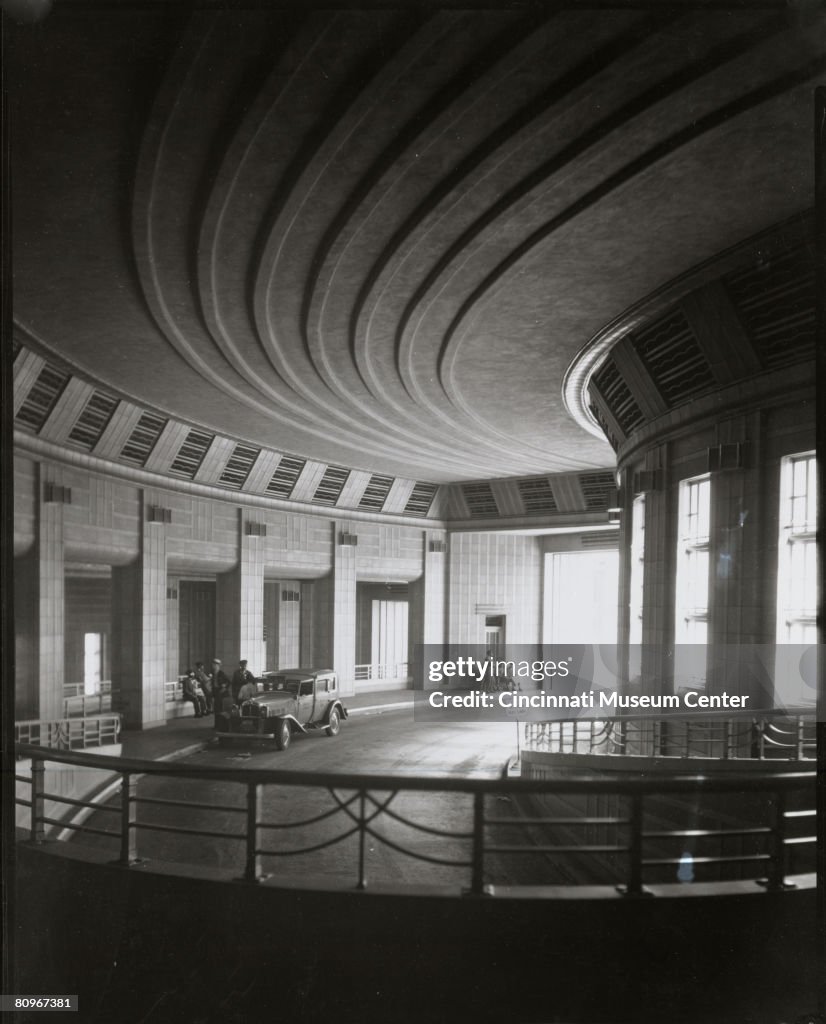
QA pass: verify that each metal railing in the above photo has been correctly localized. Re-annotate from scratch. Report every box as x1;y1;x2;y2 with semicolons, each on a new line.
523;710;816;761
63;693;113;717
63;681;112;699
15;743;815;896
165;680;184;703
14;716;121;751
354;662;410;681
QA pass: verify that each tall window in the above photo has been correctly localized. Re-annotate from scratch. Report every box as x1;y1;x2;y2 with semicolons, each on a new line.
543;548;620;691
674;475;710;689
627;495;645;681
83;632;103;694
371;600;409;679
776;453;816;646
628;495;646;646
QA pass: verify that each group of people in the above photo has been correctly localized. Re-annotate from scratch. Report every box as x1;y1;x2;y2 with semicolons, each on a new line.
181;658;257;722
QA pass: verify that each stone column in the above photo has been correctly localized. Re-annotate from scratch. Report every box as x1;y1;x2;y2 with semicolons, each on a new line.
36;465;67;721
409;532;447;689
112;491;168;729
215;510;265;674
331;523;357;695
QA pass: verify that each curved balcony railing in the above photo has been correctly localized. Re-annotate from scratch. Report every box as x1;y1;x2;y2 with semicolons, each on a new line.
15;743;815;898
523;710;816;761
354;662;410;681
14;715;121;750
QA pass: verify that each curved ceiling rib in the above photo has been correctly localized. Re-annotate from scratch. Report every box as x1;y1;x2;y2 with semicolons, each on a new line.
10;6;825;482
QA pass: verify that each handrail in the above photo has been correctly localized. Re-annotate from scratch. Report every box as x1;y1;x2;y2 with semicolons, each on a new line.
15;743;815;897
355;662;411;681
523;711;816;761
14;716;121;751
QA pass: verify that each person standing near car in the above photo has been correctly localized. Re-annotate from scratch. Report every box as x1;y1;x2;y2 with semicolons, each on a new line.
237;674;258;703
194;661;213;712
231;659;255;703
211;659;232;727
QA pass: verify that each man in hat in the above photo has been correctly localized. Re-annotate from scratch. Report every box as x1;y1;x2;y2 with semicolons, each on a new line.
231;659;255;703
211;658;232;728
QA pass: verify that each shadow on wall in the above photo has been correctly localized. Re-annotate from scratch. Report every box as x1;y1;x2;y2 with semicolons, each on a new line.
12;844;818;1024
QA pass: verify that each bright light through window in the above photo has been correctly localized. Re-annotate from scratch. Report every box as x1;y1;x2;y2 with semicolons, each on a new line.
674;476;710;689
83;632;102;694
775;452;816;706
628;495;646;647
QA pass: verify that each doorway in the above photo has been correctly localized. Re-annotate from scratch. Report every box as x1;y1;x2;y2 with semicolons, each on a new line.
178;581;217;672
484;615;505;659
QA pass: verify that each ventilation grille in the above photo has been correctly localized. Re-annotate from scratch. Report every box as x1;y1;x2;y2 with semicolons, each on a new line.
267;456;305;498
68;391;119;450
358;474;393;511
404;482;437;518
120;412;167;467
591;357;645;436
313;466;350;506
517;477;558;515
15;364;69;431
461;482;499;519
169;429;214;478
219;443;261;489
632;309;715;407
588;402;619;452
580;531;619;549
578;471;616;511
724;247;815;370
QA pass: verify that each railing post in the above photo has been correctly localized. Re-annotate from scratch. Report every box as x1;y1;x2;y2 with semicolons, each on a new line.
243;781;262;883
723;720;733;760
620;792;646;897
356;790;367;890
29;757;46;844
760;789;794;891
119;772;138;865
796;717;805;761
469;791;486;895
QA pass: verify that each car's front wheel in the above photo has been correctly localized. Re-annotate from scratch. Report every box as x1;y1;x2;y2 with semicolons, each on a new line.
275;719;291;751
325;708;340;737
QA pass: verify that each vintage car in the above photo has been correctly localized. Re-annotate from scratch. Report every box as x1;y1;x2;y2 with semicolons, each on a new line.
215;668;347;749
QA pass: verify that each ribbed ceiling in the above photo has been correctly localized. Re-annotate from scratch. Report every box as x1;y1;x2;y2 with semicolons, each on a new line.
9;6;826;482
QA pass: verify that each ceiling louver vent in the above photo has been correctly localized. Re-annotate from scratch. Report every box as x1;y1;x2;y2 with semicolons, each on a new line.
313;466;350;506
578;471;616;511
588;402;619;452
15;364;69;432
724;247;815;371
591;358;645;436
219;443;261;489
120;412;167;466
169;429;214;478
266;456;305;498
68;391;119;450
358;474;394;511
580;531;619;549
517;477;558;515
632;309;715;407
461;482;499;518
404;482;438;518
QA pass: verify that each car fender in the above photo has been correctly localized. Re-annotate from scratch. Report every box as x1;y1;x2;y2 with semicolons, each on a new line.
324;701;347;723
273;713;306;734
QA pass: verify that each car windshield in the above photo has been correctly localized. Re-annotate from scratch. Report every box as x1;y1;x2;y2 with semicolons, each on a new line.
272;677;308;695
